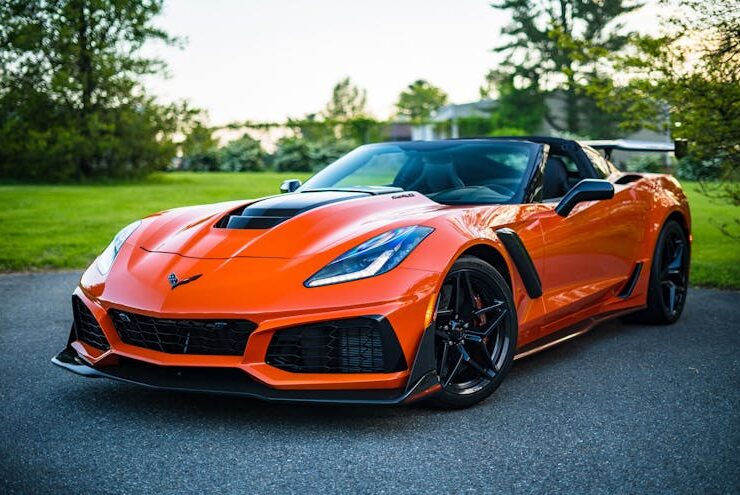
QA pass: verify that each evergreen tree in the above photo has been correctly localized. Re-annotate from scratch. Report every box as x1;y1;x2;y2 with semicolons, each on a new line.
487;0;642;137
395;80;448;123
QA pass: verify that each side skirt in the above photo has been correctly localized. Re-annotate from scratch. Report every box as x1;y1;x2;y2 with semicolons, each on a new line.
513;307;643;361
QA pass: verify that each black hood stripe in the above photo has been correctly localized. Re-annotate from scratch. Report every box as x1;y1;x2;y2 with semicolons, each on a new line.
222;191;370;230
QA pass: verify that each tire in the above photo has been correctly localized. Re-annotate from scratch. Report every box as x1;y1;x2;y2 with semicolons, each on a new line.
425;256;517;409
624;220;689;325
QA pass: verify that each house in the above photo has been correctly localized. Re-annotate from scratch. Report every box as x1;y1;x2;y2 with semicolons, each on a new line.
408;97;671;168
411;100;497;140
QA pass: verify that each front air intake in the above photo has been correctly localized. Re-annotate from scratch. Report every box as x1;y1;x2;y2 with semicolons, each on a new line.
72;296;110;351
266;317;407;373
110;311;256;356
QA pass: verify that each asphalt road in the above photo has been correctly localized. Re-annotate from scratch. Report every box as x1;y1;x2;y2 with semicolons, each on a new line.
0;272;738;494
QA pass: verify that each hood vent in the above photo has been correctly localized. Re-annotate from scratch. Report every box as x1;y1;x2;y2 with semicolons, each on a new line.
217;191;369;230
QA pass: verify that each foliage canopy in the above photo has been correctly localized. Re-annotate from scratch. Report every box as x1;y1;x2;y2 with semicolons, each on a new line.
0;0;189;181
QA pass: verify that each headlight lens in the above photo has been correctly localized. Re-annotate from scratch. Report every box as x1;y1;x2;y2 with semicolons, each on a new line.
96;220;142;275
305;226;433;287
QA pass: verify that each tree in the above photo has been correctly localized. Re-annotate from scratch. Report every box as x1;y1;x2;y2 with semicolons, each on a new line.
218;134;265;172
180;119;219;171
0;0;185;181
586;0;739;234
481;69;547;134
395;80;448;123
272;136;312;172
323;77;368;120
488;0;642;137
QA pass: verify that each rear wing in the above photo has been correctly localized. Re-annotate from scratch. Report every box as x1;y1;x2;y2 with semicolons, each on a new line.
582;139;688;160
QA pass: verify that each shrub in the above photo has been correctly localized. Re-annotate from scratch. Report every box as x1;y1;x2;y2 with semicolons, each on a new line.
218;134;265;172
272;137;312;172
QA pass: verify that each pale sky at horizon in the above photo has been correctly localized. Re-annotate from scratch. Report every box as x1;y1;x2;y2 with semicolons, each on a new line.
143;0;662;126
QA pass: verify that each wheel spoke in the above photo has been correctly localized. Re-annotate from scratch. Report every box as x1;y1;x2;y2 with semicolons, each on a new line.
443;352;465;387
472;300;504;317
662;280;677;313
454;272;462;316
464;271;476;306
489;332;503;371
439;342;450;379
666;242;684;273
469;309;508;337
456;343;495;379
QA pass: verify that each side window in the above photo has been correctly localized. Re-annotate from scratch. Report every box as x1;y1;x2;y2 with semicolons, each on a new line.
583;147;611;179
559;154;580;174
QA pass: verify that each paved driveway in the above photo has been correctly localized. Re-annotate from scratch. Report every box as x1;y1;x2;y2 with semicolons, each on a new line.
0;272;738;494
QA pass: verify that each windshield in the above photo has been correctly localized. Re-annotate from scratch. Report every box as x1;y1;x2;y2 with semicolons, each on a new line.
300;140;538;204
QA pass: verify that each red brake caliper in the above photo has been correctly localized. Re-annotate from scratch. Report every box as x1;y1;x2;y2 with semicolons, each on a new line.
472;294;488;342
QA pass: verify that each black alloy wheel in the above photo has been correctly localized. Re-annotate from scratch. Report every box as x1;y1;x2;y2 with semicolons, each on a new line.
426;256;517;409
625;219;689;325
659;227;689;317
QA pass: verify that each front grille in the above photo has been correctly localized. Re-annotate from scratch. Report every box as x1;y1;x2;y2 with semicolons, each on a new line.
266;318;406;373
72;296;110;350
110;311;256;356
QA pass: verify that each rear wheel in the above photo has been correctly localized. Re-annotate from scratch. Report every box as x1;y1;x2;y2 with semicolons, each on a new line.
626;220;689;325
426;256;517;409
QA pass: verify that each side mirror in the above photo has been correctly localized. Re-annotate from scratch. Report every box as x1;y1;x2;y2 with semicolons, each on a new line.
280;179;301;193
555;179;614;217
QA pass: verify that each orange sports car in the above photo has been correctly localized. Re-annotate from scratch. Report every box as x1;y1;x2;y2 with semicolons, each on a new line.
53;137;691;408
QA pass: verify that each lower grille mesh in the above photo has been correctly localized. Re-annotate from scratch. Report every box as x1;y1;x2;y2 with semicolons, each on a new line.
110;311;256;356
266;318;406;373
72;296;110;350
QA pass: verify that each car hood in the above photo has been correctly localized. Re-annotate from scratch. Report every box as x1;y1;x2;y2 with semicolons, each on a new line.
135;190;450;259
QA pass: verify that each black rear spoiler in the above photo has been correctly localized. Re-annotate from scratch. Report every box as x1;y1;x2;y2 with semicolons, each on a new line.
582;139;688;160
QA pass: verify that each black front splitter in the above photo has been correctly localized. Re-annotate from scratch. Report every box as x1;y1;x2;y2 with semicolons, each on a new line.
51;345;441;405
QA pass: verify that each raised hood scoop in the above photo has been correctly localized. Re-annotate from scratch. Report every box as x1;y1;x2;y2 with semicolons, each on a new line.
222;190;370;229
139;189;441;259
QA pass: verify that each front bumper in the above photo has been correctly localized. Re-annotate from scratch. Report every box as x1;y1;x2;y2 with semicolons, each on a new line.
52;333;441;405
56;251;443;402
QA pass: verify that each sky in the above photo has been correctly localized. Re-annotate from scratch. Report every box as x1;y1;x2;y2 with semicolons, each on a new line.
143;0;662;126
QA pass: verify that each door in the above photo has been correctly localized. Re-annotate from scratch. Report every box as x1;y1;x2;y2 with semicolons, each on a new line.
536;150;646;332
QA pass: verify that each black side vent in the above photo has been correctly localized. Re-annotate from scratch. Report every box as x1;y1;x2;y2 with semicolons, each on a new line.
72;296;110;351
618;262;644;298
266;318;407;373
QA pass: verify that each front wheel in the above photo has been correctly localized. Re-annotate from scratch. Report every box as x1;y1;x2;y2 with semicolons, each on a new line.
426;256;517;409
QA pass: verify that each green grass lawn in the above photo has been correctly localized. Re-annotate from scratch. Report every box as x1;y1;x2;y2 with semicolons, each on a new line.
0;172;310;272
0;174;737;288
684;182;740;289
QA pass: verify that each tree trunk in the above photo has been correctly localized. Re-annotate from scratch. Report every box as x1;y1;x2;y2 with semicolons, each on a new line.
565;73;579;135
76;0;94;177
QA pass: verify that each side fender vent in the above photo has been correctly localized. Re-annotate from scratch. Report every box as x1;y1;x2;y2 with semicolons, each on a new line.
618;262;644;298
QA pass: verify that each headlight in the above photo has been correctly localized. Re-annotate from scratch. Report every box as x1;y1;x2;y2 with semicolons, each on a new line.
305;226;433;287
96;220;142;275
